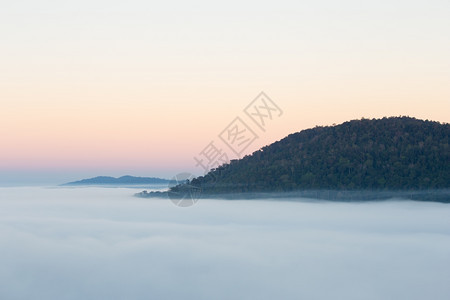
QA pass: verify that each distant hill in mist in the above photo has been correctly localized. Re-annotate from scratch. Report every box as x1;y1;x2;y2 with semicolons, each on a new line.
62;175;170;186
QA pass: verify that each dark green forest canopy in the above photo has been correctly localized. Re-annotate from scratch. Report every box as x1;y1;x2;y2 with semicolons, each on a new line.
187;117;449;193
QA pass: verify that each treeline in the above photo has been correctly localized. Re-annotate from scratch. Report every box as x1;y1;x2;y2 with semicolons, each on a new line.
187;117;449;193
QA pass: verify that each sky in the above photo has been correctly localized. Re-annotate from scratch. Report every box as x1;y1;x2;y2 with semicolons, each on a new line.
1;187;450;299
1;0;449;184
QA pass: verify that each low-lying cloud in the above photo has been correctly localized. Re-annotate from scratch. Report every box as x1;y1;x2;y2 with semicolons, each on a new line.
0;187;449;300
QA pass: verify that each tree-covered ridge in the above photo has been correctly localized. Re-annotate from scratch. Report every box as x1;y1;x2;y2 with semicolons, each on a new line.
190;117;449;193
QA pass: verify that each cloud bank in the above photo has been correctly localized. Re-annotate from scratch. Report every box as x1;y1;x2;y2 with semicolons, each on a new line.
0;187;449;300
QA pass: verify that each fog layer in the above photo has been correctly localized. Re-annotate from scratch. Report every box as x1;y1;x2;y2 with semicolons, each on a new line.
0;187;449;300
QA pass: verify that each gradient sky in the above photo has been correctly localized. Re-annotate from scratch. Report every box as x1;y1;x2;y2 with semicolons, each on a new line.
1;0;449;184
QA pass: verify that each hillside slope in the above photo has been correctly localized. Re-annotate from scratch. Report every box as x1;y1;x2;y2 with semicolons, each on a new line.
189;117;449;193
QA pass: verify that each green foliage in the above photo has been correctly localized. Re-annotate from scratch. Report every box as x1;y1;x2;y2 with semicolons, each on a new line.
190;117;449;193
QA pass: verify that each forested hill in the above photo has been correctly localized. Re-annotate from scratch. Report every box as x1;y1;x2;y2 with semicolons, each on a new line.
189;117;449;193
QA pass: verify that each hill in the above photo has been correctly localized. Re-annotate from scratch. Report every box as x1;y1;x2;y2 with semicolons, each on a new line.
185;117;449;194
62;175;170;186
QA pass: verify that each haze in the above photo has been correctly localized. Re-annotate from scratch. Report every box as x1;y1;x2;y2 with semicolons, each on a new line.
0;187;449;299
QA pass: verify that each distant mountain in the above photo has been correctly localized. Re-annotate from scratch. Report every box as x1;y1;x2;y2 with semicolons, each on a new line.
62;175;171;186
166;117;449;198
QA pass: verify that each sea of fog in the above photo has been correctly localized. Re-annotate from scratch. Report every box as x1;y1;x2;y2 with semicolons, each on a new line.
0;187;449;300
